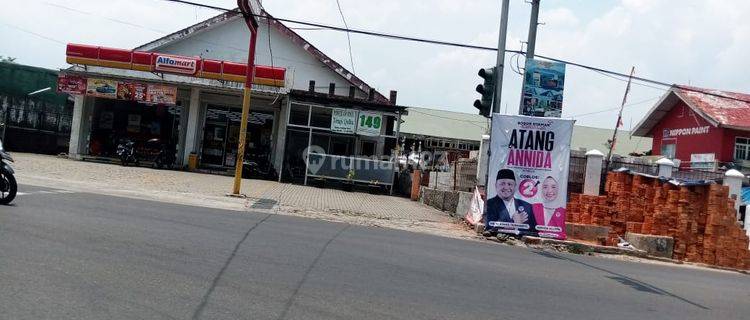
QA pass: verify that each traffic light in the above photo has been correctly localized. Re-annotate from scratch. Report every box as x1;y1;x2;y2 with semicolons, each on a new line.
473;67;495;117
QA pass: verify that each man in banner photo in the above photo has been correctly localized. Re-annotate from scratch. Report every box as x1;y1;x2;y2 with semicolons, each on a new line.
485;115;574;239
485;169;536;235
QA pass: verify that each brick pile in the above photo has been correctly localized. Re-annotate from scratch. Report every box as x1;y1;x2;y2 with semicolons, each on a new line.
567;171;750;270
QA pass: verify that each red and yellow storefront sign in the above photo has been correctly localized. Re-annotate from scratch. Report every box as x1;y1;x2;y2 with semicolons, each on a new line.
66;43;285;87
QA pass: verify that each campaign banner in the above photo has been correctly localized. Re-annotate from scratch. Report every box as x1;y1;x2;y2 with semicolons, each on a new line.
485;115;574;239
521;59;565;118
57;74;87;94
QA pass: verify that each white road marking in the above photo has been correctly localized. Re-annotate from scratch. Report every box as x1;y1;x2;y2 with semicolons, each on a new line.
16;189;77;196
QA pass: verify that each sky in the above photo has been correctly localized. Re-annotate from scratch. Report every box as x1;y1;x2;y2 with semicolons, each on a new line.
1;0;749;130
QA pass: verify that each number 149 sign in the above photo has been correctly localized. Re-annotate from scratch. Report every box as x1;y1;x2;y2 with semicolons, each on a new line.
356;112;383;136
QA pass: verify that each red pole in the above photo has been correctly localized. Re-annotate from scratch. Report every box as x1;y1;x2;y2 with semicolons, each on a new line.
231;14;259;195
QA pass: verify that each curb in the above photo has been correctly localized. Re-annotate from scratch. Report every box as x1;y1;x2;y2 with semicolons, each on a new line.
521;236;750;274
522;236;648;258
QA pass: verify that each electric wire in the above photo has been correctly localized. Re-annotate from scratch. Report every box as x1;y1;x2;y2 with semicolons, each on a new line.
334;0;356;74
156;0;750;105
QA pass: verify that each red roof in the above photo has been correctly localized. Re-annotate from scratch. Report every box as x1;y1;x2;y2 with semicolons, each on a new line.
633;85;750;136
674;85;750;129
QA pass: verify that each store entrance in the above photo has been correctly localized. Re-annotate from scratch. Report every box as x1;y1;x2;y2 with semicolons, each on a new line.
88;98;181;161
200;104;275;170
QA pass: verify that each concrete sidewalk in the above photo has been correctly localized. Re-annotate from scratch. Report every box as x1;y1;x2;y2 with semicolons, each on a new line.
12;153;471;239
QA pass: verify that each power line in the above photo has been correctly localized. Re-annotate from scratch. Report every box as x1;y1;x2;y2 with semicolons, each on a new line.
158;1;750;106
406;108;488;130
569;96;661;118
45;2;165;34
593;69;666;92
335;0;356;74
0;22;67;45
158;0;507;51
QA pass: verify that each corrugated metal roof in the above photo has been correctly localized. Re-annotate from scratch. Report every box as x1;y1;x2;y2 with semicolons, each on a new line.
675;85;750;129
400;107;489;141
633;85;750;136
401;107;652;155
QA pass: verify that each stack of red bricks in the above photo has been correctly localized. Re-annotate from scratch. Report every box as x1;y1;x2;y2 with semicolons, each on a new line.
567;171;750;270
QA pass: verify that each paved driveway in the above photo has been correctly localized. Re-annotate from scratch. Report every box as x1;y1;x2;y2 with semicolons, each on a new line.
11;153;467;238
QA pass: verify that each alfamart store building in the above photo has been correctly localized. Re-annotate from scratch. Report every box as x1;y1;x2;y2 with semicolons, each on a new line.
60;10;405;186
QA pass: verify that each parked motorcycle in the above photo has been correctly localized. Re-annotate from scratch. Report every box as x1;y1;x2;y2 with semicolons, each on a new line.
146;138;175;169
242;155;278;180
116;139;139;166
0;139;17;205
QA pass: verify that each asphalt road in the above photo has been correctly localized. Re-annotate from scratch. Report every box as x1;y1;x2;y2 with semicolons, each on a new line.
1;185;749;320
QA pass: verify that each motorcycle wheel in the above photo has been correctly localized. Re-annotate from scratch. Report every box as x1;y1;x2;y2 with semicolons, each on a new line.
0;169;17;205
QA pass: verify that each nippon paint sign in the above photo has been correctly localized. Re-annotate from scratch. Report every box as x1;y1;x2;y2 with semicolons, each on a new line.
154;55;197;75
662;126;711;138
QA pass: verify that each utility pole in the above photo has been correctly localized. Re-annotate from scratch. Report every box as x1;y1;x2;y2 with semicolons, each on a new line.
493;0;511;114
518;0;540;115
233;1;260;196
605;66;635;166
479;0;510;235
525;0;540;59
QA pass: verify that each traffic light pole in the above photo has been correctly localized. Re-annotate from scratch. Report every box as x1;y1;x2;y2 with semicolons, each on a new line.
479;0;510;235
492;0;511;114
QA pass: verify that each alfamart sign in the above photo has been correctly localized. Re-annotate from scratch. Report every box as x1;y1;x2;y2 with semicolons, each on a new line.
155;55;197;75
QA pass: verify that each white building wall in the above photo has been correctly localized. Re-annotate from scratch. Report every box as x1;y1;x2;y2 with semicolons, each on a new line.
156;18;367;98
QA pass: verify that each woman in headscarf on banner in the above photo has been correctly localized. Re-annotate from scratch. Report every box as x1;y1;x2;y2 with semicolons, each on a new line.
532;176;566;239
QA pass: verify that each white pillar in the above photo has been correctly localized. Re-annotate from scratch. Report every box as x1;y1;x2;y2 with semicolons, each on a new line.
656;158;675;178
584;149;604;196
476;134;490;186
68;95;91;159
273;98;289;177
723;169;744;221
182;88;201;166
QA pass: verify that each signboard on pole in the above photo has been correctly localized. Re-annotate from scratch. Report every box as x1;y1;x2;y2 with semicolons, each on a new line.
485;115;574;239
357;111;383;136
331;108;358;134
521;59;565;118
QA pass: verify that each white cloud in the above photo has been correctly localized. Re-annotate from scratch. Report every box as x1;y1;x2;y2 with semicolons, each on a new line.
541;8;579;28
3;0;750;129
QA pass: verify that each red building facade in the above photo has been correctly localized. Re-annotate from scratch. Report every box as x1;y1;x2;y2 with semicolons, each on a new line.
633;86;750;169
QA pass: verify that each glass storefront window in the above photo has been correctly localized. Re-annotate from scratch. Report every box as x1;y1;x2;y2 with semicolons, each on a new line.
290;103;309;126
310;106;333;128
201;104;275;168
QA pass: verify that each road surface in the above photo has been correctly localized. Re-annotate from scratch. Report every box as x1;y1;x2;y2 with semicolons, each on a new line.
1;185;748;320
